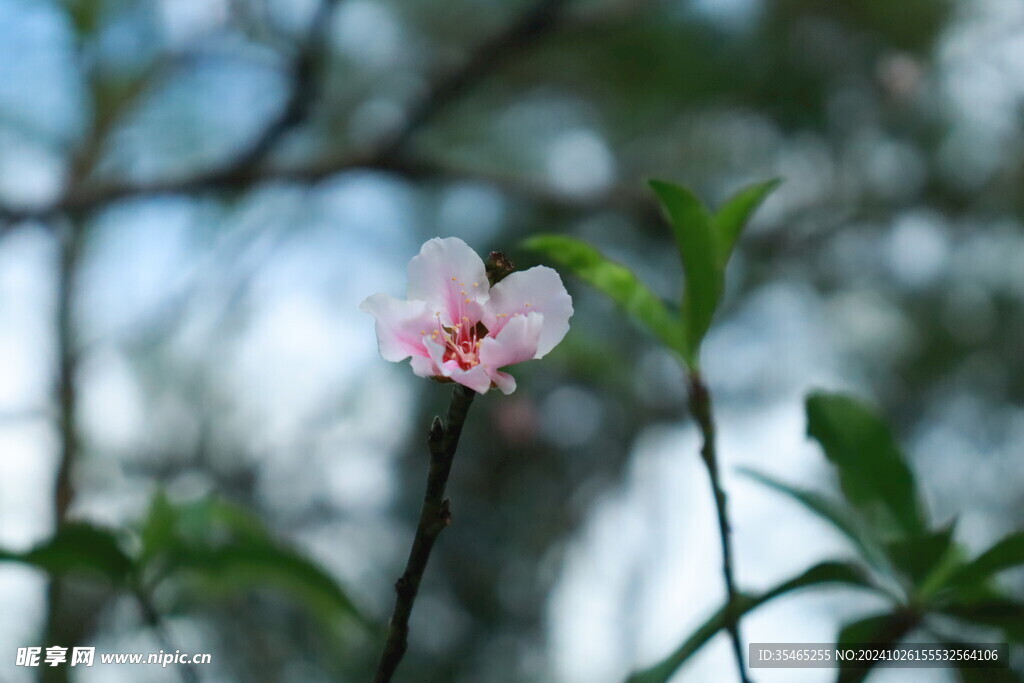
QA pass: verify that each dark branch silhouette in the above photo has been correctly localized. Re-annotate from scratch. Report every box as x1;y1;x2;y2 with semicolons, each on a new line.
0;0;573;224
374;385;476;683
687;372;751;683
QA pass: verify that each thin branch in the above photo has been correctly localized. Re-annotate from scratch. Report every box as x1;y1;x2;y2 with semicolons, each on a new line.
134;585;201;683
41;221;83;683
687;372;751;683
0;0;573;222
206;0;342;180
374;384;476;683
375;0;571;159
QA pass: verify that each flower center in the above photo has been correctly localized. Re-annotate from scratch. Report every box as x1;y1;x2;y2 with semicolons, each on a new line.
436;317;485;370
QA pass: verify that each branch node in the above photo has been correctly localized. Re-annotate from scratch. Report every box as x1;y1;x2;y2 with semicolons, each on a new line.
428;416;444;445
439;499;453;526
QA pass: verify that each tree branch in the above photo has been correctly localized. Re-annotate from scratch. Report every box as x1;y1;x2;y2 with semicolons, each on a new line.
206;0;342;181
374;384;476;683
0;0;573;223
133;584;201;683
687;372;751;683
374;0;570;159
41;220;84;683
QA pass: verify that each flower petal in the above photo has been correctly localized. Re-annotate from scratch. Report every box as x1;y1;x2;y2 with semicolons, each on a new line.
410;354;438;378
479;312;544;370
407;237;489;325
483;266;572;358
359;293;434;362
489;371;517;395
446;365;493;394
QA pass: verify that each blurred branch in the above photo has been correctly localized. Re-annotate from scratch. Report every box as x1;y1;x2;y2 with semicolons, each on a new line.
0;0;574;221
133;585;201;683
374;385;476;683
207;0;342;180
374;0;571;159
42;220;84;683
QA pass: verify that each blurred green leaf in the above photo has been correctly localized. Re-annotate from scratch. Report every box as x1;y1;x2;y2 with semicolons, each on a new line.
63;0;104;36
954;650;1024;683
940;599;1024;643
522;235;686;356
713;178;782;266
835;612;916;683
885;523;957;587
648;180;720;365
806;392;927;538
140;494;368;628
0;523;132;583
741;468;889;572
627;560;876;683
946;531;1024;591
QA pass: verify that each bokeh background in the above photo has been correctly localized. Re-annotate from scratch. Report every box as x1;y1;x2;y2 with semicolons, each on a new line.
0;0;1022;681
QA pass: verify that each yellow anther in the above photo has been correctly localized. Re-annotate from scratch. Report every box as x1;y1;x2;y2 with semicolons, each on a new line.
451;277;457;281
473;282;479;287
464;298;471;303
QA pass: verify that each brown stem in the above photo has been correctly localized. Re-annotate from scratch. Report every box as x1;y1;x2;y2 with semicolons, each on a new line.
687;372;750;683
373;384;476;683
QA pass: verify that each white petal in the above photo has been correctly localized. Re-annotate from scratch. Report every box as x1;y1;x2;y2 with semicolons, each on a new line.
483;266;572;357
423;336;450;375
489;370;517;395
407;237;489;325
410;354;438;378
479;312;544;369
447;364;493;394
359;293;434;362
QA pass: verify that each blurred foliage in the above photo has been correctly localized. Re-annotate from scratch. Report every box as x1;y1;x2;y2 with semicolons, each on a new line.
1;0;1022;680
637;391;1024;682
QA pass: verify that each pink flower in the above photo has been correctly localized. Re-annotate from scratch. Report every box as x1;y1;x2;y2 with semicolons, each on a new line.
361;237;573;394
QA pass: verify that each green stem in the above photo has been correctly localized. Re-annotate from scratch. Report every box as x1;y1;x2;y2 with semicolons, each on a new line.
373;384;476;683
687;371;750;683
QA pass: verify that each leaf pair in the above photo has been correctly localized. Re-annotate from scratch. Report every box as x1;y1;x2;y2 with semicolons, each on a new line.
138;492;369;628
525;178;780;368
648;178;780;365
0;493;367;632
746;393;1024;681
630;392;1024;682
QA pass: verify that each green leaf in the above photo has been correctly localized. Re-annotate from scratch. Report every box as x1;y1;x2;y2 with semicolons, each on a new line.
741;468;889;572
648;180;720;365
713;178;782;266
63;0;104;36
627;561;876;683
940;599;1024;643
140;495;368;628
885;523;957;587
954;649;1024;683
805;392;927;538
522;235;685;355
946;531;1024;590
0;523;133;583
835;612;916;683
